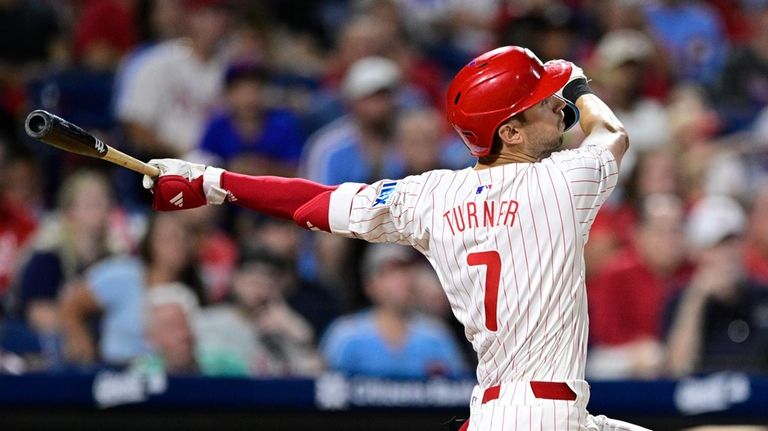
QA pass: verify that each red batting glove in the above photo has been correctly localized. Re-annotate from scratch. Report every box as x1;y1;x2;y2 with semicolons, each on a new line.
151;175;207;211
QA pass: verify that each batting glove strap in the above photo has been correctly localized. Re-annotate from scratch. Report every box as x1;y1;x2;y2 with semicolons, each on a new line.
561;77;593;104
202;166;227;205
152;176;207;211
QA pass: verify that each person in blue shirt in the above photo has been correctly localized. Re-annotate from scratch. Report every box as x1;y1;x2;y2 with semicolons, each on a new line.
59;212;205;367
320;244;468;379
645;0;727;85
199;61;305;176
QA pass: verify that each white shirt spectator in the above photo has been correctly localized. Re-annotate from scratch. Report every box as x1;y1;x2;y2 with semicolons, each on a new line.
116;39;226;155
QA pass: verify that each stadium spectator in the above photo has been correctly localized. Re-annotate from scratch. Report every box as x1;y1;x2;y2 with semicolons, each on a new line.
14;171;127;343
665;85;747;202
0;151;37;298
305;55;404;179
195;249;322;376
113;0;186;126
353;1;446;108
664;195;768;375
714;6;768;133
198;61;305;176
321;14;389;93
745;184;768;283
586;149;681;279
116;0;233;158
59;212;203;366
73;0;137;72
232;214;341;335
393;0;498;68
410;258;476;368
587;194;691;379
590;29;669;179
0;0;62;138
300;56;407;296
306;13;429;134
395;107;471;175
320;244;468;379
133;282;200;375
644;0;728;85
176;205;238;304
497;2;581;64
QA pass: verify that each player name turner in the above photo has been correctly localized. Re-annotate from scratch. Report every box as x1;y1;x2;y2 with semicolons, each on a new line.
443;198;519;234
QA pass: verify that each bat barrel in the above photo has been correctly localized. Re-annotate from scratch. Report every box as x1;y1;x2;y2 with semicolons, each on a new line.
24;109;159;177
23;109;108;158
24;110;53;139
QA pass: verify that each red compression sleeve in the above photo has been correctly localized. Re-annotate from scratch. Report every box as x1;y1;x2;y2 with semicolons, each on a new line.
220;172;339;231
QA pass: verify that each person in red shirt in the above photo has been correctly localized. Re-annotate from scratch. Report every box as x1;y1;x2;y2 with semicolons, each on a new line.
587;193;692;379
585;148;680;280
744;185;768;283
0;154;37;297
0;195;36;297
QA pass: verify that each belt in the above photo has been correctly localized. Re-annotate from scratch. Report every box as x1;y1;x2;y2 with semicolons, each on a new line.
481;381;577;404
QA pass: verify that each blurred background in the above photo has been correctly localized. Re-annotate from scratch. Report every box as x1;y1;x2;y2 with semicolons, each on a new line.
1;0;768;429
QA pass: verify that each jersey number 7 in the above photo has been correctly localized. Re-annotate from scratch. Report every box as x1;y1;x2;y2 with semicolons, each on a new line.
467;251;501;331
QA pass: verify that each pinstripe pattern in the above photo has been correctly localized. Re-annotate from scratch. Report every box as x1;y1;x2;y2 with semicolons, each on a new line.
329;146;642;430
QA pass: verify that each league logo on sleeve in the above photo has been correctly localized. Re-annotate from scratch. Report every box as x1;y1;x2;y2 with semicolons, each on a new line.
371;181;399;208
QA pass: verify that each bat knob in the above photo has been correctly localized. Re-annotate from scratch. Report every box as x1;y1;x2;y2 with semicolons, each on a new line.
25;110;53;139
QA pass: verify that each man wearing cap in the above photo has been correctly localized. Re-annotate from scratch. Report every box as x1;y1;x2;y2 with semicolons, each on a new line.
299;56;409;295
142;46;647;430
665;195;768;376
302;56;407;186
591;29;668;177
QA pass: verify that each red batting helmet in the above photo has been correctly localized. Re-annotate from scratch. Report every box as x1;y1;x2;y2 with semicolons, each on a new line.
446;46;578;157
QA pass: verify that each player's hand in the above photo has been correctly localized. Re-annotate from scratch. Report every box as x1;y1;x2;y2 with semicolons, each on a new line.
689;259;741;299
547;60;587;100
142;158;207;189
142;158;227;211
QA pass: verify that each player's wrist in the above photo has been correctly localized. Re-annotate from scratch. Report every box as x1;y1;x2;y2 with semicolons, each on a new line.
202;166;228;205
562;77;593;104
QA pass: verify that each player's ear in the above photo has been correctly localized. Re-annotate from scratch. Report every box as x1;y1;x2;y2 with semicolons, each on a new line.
497;122;523;146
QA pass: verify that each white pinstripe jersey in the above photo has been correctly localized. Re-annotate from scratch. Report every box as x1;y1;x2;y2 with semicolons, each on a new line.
328;146;619;387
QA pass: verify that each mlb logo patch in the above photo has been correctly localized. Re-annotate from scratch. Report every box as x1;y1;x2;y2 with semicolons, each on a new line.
476;184;492;194
372;181;398;207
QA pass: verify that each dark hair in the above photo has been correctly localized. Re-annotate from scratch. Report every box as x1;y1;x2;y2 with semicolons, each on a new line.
478;112;526;164
139;214;207;305
237;247;290;274
224;61;269;88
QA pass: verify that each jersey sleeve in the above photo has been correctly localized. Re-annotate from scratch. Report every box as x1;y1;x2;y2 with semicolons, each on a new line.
327;173;431;251
548;146;619;233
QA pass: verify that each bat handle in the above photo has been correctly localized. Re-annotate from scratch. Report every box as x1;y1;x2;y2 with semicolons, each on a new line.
103;147;160;177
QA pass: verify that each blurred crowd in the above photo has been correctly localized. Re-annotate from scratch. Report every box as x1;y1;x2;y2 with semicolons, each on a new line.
1;0;768;381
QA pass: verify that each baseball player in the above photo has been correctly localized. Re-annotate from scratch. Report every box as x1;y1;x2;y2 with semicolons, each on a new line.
143;46;649;430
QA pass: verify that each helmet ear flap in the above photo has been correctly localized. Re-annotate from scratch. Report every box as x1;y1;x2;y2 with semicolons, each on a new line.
562;99;580;131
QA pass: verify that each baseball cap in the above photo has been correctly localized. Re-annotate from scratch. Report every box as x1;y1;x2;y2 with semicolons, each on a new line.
595;30;654;69
686;195;746;250
362;243;414;281
341;56;402;100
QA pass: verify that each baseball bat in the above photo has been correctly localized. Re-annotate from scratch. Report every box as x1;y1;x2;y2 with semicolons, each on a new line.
24;109;160;178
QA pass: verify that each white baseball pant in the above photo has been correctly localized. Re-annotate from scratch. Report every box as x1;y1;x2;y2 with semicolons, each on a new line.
464;380;653;431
